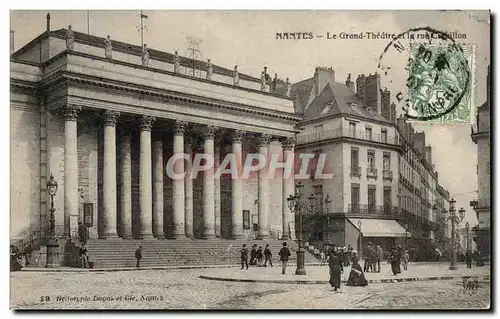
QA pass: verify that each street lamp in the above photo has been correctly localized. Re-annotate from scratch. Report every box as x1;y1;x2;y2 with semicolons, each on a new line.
323;194;332;246
357;220;362;261
287;182;314;275
403;220;409;251
45;174;60;268
465;222;470;251
443;198;465;270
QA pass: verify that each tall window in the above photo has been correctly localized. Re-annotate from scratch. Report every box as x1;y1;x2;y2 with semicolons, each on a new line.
315;124;323;140
349;122;356;138
367;150;375;171
368;186;376;212
351;147;359;167
384;186;392;213
365;127;372;140
313;184;323;213
381;129;388;143
351;183;360;212
383;153;391;170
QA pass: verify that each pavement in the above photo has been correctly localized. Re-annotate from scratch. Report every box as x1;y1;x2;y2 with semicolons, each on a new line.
10;267;491;309
199;262;491;284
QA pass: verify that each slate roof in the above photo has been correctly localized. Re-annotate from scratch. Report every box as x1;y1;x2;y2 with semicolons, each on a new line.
302;81;392;124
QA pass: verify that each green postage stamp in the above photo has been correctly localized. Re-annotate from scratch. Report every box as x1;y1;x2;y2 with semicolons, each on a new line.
406;42;476;124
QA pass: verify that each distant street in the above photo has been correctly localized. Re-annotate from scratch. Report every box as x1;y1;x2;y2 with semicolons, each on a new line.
10;268;490;309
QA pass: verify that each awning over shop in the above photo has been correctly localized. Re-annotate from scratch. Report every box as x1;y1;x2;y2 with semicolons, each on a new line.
348;218;411;238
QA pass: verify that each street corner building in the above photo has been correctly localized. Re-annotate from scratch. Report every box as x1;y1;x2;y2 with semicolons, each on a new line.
10;18;303;268
292;68;454;259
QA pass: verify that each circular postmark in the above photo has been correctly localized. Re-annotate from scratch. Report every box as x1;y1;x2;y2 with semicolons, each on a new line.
378;27;471;122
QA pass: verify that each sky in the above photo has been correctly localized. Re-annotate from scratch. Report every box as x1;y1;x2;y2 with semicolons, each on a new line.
10;10;490;226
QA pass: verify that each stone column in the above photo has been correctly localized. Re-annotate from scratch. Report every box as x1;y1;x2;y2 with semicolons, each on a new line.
172;121;186;239
152;134;164;239
63;104;81;238
281;137;295;240
203;125;217;239
184;137;194;238
119;128;133;238
257;134;271;239
139;115;155;239
102;110;120;238
231;130;245;239
214;139;221;238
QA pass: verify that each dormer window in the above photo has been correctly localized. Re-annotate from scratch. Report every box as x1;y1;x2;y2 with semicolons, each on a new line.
347;102;357;108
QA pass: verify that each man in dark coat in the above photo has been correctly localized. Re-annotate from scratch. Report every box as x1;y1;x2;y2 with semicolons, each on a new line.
278;242;291;274
250;244;257;266
264;244;273;267
375;244;383;273
390;247;401;275
78;222;88;244
256;246;264;267
135;246;143;268
329;250;344;291
364;243;372;272
79;243;89;268
240;244;249;270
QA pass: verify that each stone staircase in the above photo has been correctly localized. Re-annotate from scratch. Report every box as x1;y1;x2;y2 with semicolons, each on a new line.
85;239;318;268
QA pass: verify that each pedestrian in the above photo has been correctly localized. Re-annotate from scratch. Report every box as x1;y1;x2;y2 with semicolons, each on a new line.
328;249;343;292
350;250;359;265
264;244;273;267
376;244;383;273
10;245;22;272
390;247;401;275
363;243;371;272
79;243;89;268
402;249;410;271
135;245;142;268
342;247;350;267
278;242;291;274
78;221;88;244
257;246;264;267
240;244;249;270
465;249;472;268
346;251;368;287
250;244;257;266
369;244;376;272
320;251;326;266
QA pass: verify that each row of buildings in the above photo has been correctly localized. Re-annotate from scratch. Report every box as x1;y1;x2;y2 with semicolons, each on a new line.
11;16;486;264
291;67;458;257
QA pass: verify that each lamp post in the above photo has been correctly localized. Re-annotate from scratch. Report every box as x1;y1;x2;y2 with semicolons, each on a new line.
45;174;60;268
287;182;315;275
324;194;332;247
357;220;362;261
404;220;409;251
443;198;464;270
465;222;470;251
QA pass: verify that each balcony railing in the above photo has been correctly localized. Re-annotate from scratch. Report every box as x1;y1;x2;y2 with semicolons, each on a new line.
348;204;401;218
383;169;393;181
350;165;361;177
297;128;402;146
471;198;490;210
367;168;378;179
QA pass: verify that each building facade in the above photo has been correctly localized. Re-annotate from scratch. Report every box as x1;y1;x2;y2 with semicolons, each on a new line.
11;22;302;248
470;66;491;257
293;68;449;259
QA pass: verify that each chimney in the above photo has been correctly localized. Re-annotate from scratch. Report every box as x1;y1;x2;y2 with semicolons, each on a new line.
10;30;14;55
345;73;355;92
414;132;426;155
356;74;366;102
314;66;335;97
425;146;432;164
273;73;278;90
381;87;391;120
390;102;397;123
46;13;51;32
365;73;381;114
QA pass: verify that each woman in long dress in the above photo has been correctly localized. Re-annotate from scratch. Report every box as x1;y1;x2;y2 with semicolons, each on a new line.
346;252;368;287
328;250;343;291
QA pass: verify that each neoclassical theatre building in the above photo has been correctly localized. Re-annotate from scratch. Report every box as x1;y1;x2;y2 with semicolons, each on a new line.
10;22;302;245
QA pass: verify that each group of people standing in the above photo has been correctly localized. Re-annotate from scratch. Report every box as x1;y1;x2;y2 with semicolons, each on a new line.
362;242;385;273
327;247;368;292
388;245;410;275
240;243;279;270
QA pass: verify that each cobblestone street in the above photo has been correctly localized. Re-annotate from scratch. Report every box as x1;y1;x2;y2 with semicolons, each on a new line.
10;268;490;310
